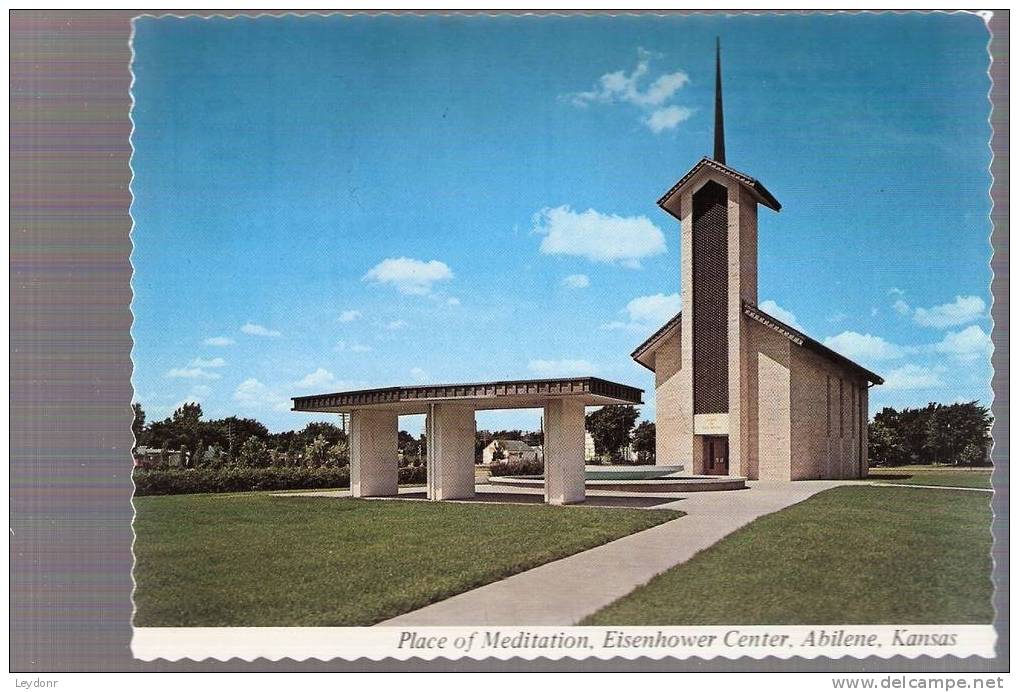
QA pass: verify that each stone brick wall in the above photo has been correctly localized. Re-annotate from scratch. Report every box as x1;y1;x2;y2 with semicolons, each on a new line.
790;346;869;479
653;329;691;468
753;321;792;480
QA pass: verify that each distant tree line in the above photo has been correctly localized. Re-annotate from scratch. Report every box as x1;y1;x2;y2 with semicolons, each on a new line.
868;401;991;467
133;402;350;469
133;402;659;470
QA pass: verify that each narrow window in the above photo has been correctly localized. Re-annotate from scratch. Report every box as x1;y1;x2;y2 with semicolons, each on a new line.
826;376;831;436
850;385;855;438
839;378;845;438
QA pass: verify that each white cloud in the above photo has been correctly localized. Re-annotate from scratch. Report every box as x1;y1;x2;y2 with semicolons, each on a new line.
338;310;362;322
203;336;235;347
334;340;370;352
335;340;372;353
385;319;409;331
562;273;591;289
881;364;946;391
892;299;911;316
644;105;694;133
823;331;909;363
933;325;992;363
888;287;906;297
410;367;430;382
233;378;290;411
625;292;681;324
293;368;344;390
363;257;453;295
568;49;692;133
534;206;666;267
759;300;804;331
913;295;987;328
528;358;597;375
189;357;226;368
446;297;461;306
600;320;639;331
241;322;282;337
166;367;221;380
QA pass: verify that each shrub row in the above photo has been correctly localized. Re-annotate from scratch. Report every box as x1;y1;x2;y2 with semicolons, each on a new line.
488;458;544;477
133;464;428;496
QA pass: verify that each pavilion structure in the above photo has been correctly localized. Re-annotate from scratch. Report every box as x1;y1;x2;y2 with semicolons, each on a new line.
292;377;642;505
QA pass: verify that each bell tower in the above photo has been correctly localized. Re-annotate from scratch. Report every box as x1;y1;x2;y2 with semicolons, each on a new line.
655;38;781;476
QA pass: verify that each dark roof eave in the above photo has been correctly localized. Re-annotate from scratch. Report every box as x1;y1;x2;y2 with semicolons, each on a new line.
630;311;682;364
657;157;781;220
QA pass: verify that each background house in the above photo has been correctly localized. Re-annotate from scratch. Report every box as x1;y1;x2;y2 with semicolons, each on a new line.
481;439;539;466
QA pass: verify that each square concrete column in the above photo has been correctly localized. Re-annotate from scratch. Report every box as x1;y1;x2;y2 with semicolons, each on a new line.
543;398;586;505
349;409;398;498
426;402;476;500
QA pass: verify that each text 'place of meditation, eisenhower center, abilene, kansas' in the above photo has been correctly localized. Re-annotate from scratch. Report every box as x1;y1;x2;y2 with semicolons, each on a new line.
292;39;884;503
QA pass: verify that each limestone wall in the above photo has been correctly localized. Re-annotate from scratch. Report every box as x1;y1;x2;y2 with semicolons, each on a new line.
653;329;691;468
753;321;792;481
790;346;869;479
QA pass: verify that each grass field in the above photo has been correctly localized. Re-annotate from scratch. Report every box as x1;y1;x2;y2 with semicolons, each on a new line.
867;465;992;489
584;486;992;625
133;493;680;627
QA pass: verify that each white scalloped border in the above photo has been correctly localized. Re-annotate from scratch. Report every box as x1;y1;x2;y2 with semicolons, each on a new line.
126;9;1001;666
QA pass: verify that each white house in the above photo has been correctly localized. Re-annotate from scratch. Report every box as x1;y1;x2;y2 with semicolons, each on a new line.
482;439;539;466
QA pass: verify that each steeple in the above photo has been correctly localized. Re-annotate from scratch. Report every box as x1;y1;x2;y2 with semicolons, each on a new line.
713;37;726;165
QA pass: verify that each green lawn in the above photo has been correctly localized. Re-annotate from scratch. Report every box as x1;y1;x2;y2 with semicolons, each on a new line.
133;493;680;627
867;465;992;489
584;486;992;625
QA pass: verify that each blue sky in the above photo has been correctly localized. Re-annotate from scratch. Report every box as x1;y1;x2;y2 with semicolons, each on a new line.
131;12;993;433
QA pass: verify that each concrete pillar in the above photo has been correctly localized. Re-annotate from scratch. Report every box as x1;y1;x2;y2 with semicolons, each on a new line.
349;409;398;498
543;398;586;505
426;402;476;500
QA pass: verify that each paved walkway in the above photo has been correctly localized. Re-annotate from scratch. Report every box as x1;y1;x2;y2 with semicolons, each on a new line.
378;480;847;626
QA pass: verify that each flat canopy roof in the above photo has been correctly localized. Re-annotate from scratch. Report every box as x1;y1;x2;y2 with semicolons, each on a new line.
292;376;644;415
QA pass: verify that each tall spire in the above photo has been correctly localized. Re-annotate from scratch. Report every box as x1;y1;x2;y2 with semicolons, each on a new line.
713;36;726;164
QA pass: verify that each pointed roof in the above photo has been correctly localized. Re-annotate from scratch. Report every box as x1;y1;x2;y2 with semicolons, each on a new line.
658;39;780;220
629;305;883;385
630;311;682;371
657;157;781;219
742;301;884;384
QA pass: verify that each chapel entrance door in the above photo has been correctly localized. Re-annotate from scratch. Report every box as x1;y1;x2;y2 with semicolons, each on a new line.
703;436;729;476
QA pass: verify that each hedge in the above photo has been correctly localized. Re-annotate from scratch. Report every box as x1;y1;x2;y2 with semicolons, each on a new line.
133;465;428;496
488;458;544;477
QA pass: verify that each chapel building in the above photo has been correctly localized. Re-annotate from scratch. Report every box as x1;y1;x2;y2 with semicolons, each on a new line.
632;41;884;480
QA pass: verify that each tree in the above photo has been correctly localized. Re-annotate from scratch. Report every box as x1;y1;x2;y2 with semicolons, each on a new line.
490;444;506;463
132;403;146;448
326;440;350;467
585;405;640;462
632;421;656;463
869;401;991;467
237;436;270;468
210;416;270;458
303;434;331;467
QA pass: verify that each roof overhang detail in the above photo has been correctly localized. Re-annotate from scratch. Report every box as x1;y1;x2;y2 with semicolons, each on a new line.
657;157;781;220
743;301;884;385
630;311;682;371
292;377;644;415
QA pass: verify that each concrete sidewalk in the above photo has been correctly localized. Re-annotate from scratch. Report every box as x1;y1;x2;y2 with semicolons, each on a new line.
379;480;846;626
